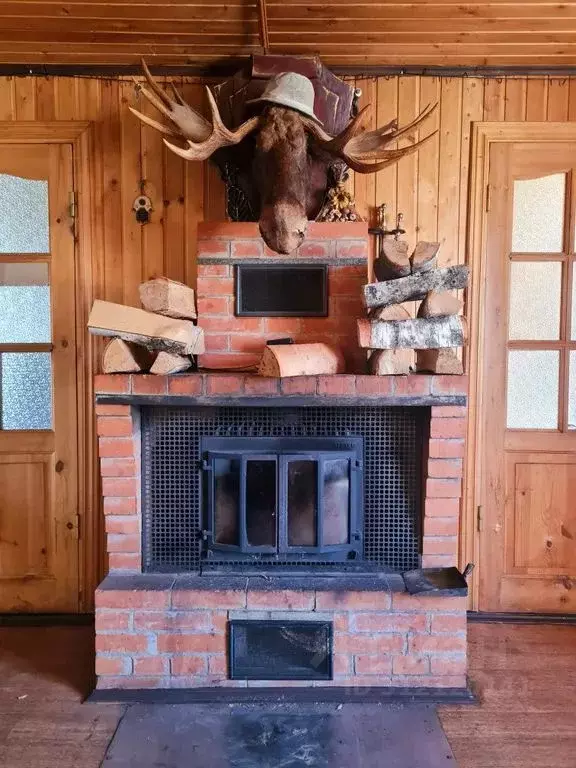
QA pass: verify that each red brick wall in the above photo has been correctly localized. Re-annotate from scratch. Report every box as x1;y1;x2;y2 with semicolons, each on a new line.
195;221;369;372
95;587;466;690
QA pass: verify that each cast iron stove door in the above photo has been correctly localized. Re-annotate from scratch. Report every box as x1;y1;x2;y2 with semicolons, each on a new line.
201;437;363;564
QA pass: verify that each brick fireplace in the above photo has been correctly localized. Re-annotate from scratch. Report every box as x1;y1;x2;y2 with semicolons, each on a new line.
94;372;468;693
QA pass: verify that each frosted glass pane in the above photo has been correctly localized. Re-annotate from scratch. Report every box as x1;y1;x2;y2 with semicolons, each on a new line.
507;350;559;429
0;174;49;253
569;352;576;430
512;174;565;253
0;353;52;430
509;261;561;340
0;263;50;343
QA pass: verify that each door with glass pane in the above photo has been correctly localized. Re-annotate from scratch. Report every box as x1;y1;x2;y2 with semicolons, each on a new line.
480;142;576;612
0;145;78;612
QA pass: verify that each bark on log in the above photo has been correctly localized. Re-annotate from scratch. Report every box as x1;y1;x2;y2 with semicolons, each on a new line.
139;277;197;320
149;351;193;375
88;300;205;355
368;348;415;375
374;240;411;281
411;241;440;274
357;315;468;349
418;290;462;318
102;339;154;373
416;348;464;374
258;343;345;377
363;265;469;309
368;302;412;322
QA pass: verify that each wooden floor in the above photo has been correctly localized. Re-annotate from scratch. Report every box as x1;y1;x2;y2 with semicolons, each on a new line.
0;622;574;767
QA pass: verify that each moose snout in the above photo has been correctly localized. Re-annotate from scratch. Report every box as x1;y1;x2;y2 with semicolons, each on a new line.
259;203;308;255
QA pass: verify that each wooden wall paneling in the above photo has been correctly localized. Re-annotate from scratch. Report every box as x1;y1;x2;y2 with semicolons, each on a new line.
119;79;143;307
504;78;527;121
547;79;570;121
569;81;576;120
0;76;14;120
396;77;420;257
526;78;550;120
437;78;462;266
54;77;79;121
100;80;124;303
162;77;185;285
180;81;205;288
373;76;399;280
14;77;36;120
352;78;377;225
140;79;165;282
35;77;55;121
483;78;506;121
458;78;484;269
416;76;440;244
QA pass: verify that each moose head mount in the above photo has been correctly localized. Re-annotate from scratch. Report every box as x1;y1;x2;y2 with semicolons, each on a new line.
130;58;437;255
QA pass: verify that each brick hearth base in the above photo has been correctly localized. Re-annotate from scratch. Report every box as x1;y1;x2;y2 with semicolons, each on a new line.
94;372;468;691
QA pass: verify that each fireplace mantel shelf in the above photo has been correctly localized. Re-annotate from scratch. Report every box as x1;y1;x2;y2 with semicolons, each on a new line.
95;373;467;407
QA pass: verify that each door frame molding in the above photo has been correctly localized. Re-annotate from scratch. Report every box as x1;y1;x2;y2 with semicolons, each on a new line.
0;121;99;611
466;122;576;609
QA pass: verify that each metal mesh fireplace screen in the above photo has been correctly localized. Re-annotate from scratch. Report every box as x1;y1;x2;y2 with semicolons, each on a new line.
141;406;426;573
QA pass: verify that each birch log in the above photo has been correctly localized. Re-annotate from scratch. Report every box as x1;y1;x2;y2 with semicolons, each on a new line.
363;265;469;309
417;348;464;374
374;240;411;281
357;315;468;349
88;300;205;355
150;351;192;375
139;277;197;320
410;241;440;273
368;303;412;321
102;339;154;373
368;349;415;375
258;343;345;377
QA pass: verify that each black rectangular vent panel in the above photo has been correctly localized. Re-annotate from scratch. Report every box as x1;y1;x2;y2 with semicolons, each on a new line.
141;406;426;573
229;620;333;680
235;264;327;316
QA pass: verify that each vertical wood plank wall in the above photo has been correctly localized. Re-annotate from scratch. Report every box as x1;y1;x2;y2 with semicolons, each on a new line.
0;73;573;606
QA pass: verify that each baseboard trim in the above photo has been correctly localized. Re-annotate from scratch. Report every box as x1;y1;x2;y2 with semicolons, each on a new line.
468;611;576;625
88;684;476;706
0;613;94;627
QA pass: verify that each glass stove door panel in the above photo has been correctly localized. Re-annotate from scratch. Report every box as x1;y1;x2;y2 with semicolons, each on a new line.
243;456;277;552
212;455;241;547
285;458;319;548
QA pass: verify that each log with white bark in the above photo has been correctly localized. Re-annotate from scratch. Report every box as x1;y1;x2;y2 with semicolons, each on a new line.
149;351;193;375
416;348;464;374
363;265;469;309
418;290;462;318
357;315;468;349
102;338;154;374
258;343;345;378
368;348;415;375
410;241;440;274
374;240;411;281
368;302;412;322
88;300;205;355
139;277;197;320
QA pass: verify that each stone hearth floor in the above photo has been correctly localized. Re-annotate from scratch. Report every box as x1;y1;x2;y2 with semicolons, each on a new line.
102;701;456;767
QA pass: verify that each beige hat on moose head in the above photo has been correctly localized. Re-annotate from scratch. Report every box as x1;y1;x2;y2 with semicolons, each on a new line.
247;72;323;125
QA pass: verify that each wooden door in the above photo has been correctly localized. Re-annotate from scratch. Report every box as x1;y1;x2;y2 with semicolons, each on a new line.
0;144;79;612
480;141;576;613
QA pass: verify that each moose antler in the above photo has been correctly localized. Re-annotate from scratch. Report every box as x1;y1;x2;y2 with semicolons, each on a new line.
129;59;259;161
302;102;438;174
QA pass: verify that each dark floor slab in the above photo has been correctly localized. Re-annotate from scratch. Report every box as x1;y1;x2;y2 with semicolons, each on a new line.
102;702;457;768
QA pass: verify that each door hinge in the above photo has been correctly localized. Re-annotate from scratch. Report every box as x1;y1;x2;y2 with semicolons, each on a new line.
68;191;77;219
485;184;491;212
477;505;484;533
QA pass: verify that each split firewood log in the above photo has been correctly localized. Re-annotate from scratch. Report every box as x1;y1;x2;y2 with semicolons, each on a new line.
149;351;193;375
368;349;415;375
102;339;154;374
258;343;345;377
88;300;205;355
374;240;411;281
139;277;197;320
357;315;468;349
416;348;464;374
418;291;462;318
363;265;469;309
410;242;440;274
368;303;412;322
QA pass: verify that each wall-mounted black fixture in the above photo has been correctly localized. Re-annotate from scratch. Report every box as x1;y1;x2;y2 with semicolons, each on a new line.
235;264;328;317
